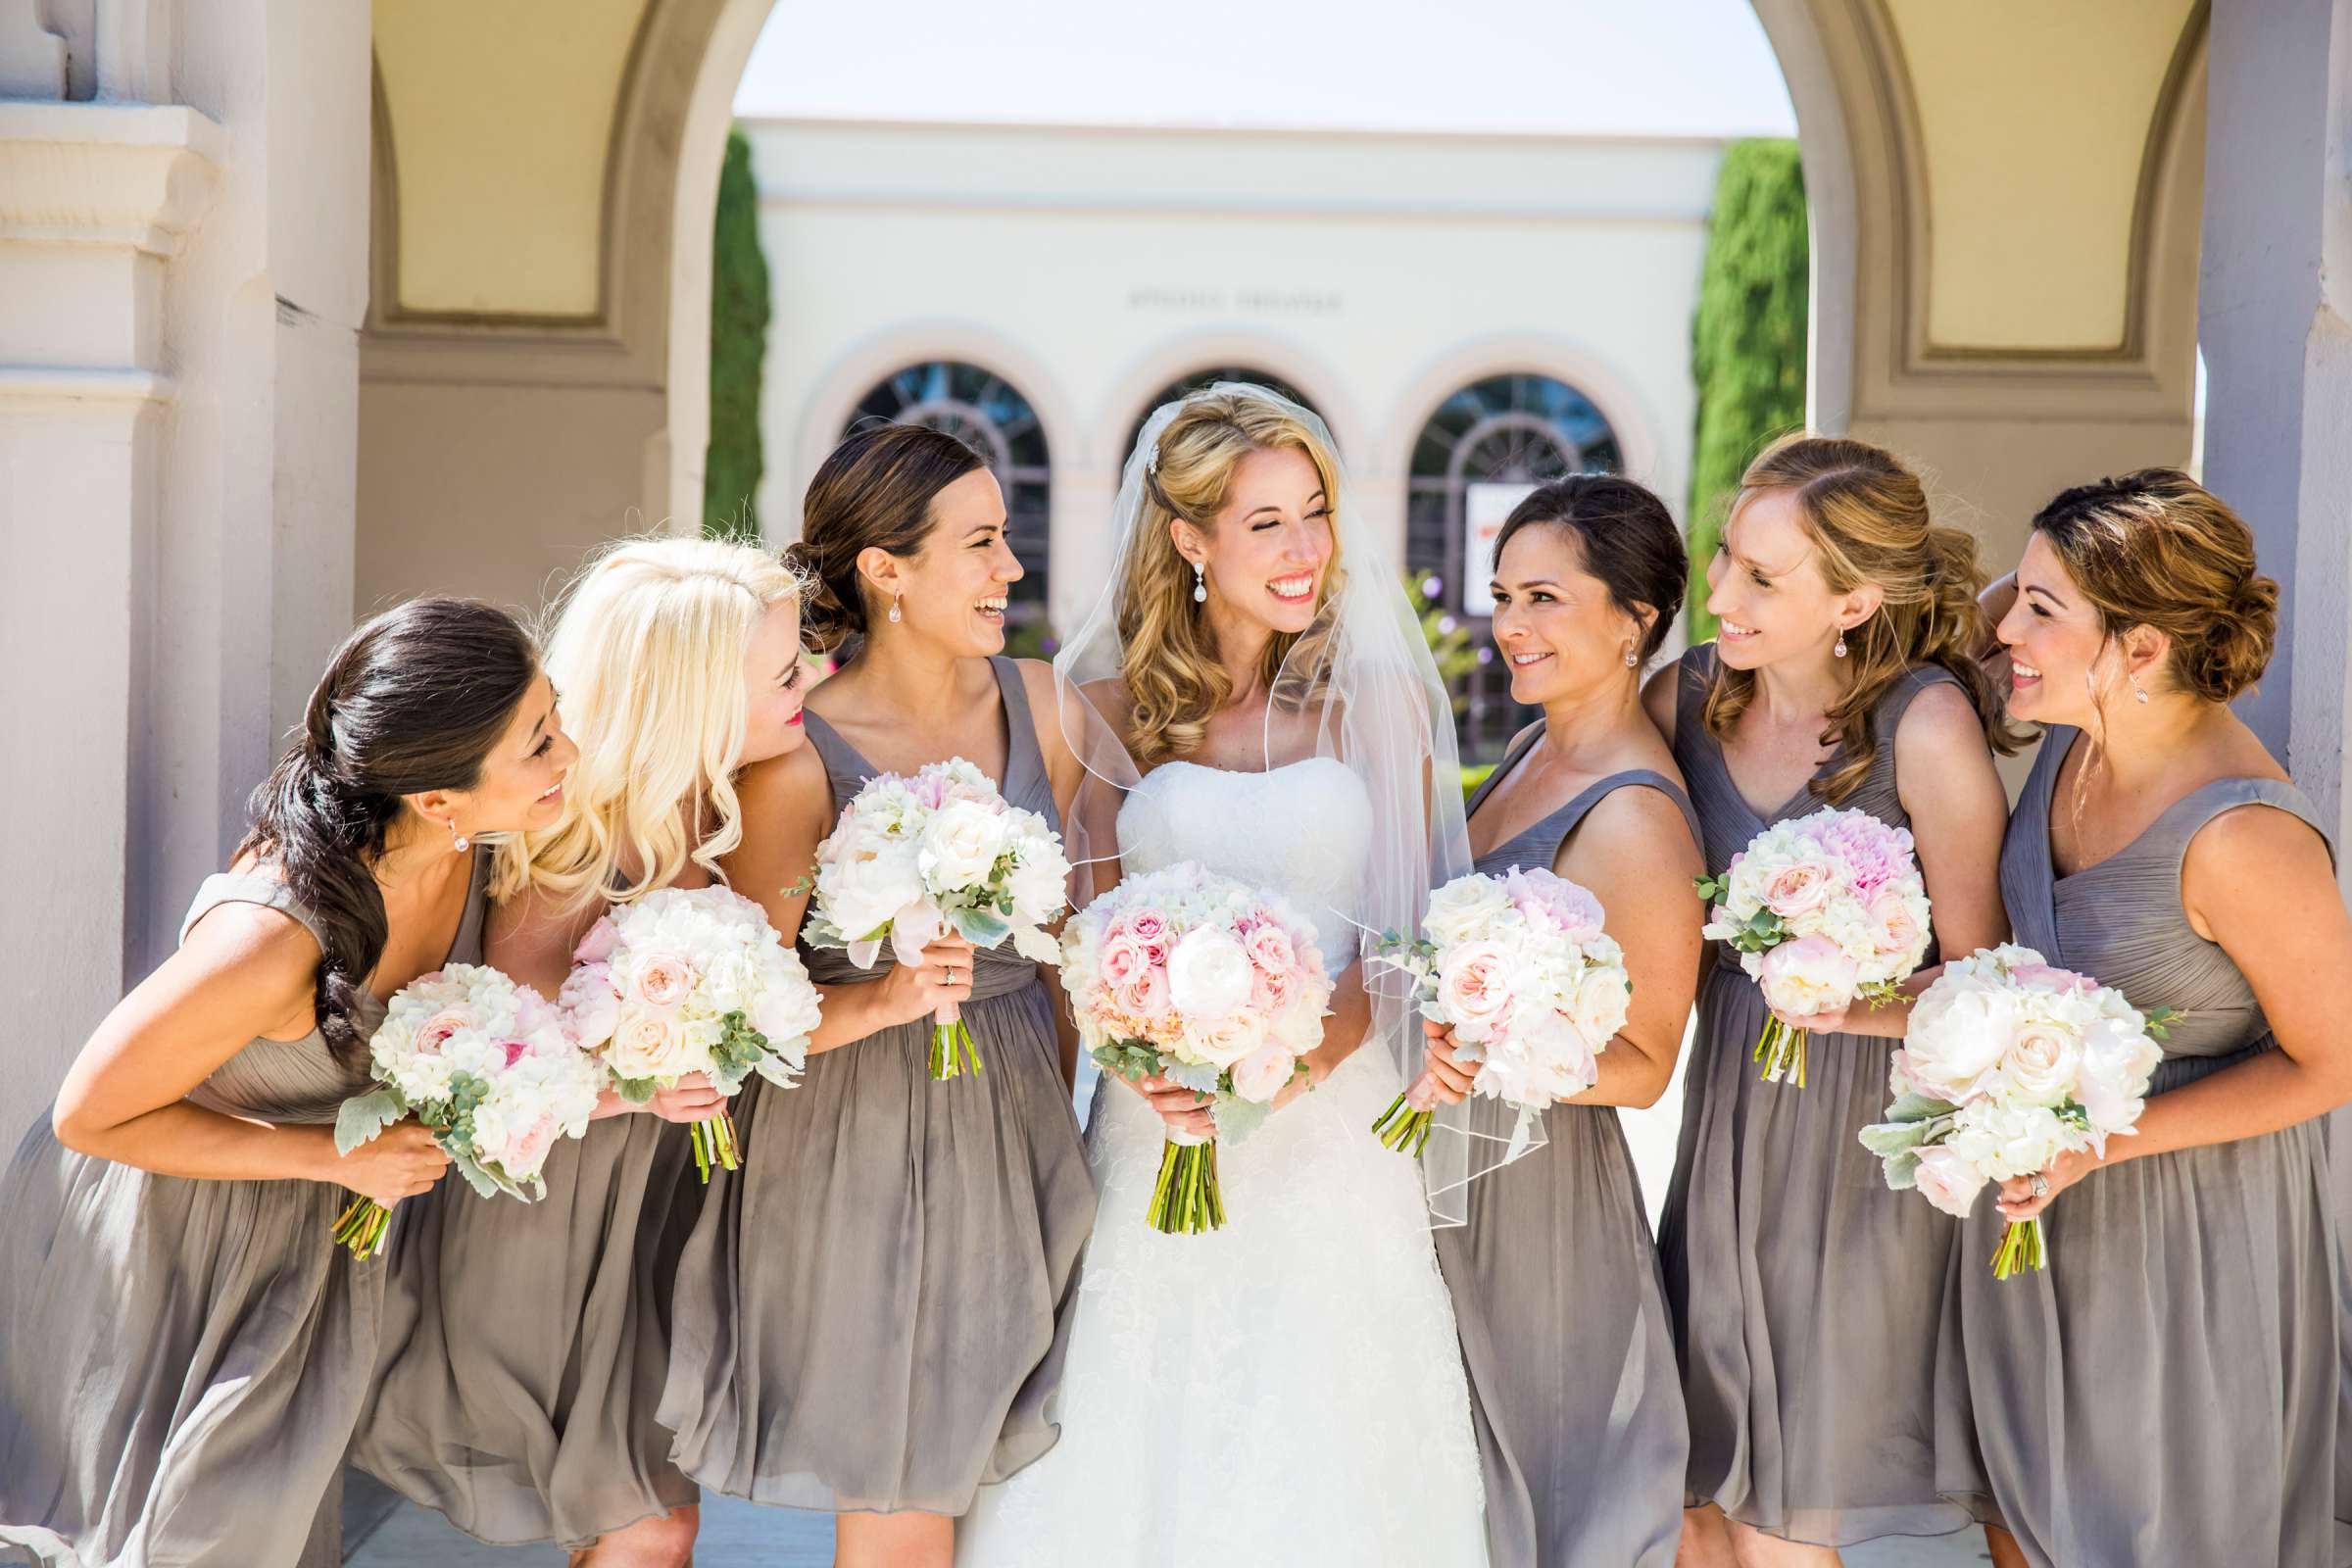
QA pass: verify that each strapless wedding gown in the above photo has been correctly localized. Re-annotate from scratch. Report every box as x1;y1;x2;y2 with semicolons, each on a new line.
958;758;1488;1567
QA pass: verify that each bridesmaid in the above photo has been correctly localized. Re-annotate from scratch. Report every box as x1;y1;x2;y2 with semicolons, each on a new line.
659;424;1096;1568
1643;435;2015;1565
356;539;809;1566
0;598;564;1567
1415;475;1705;1568
1938;471;2352;1566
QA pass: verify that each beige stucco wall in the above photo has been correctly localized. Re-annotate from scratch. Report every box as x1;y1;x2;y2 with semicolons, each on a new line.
1884;0;2198;352
371;0;645;317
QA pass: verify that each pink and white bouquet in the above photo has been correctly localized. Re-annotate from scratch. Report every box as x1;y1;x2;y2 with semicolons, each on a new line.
1695;806;1932;1087
331;963;605;1258
1060;860;1333;1235
1858;943;2171;1278
560;886;821;1182
1368;866;1631;1161
803;757;1070;1080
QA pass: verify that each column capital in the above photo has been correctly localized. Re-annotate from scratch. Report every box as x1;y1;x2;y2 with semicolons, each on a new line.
0;101;224;256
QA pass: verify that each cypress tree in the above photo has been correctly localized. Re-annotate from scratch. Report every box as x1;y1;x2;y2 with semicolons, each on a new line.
1687;139;1808;638
704;126;770;540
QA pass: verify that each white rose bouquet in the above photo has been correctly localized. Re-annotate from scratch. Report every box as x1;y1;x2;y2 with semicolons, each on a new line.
558;886;822;1182
1696;805;1933;1087
331;963;605;1258
1857;943;2172;1277
802;757;1071;1080
1060;860;1333;1235
1367;865;1631;1161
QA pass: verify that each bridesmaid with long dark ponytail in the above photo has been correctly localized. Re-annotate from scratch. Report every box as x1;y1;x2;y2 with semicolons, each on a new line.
0;598;572;1567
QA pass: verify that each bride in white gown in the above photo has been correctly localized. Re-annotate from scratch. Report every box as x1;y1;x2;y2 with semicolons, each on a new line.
958;385;1492;1566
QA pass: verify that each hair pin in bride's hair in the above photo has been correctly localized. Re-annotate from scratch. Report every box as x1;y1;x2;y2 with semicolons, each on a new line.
1146;440;1161;477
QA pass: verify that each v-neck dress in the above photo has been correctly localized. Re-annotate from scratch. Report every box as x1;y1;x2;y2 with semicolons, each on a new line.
1932;725;2350;1567
1658;643;1980;1546
1;852;486;1567
1436;737;1700;1568
658;656;1096;1515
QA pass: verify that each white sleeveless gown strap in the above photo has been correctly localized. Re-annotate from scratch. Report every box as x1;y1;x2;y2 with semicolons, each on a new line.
956;760;1489;1567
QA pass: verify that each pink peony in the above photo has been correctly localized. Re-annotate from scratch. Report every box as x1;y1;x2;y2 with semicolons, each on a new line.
1229;1043;1298;1103
1868;891;1924;957
573;916;619;965
1911;1144;1989;1218
1243;921;1297;979
415;1006;475;1054
1756;935;1858;1017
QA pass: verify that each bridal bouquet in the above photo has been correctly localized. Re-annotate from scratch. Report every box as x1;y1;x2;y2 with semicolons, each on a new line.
1696;806;1932;1087
1857;944;2170;1278
1061;861;1333;1235
1367;866;1630;1161
559;886;821;1182
802;757;1070;1080
331;964;605;1258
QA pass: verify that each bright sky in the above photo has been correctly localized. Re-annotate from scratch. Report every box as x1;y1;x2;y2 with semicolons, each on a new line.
734;0;1797;139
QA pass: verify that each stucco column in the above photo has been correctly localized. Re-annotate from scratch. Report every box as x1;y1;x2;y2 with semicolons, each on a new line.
2200;0;2352;871
0;101;221;1119
0;0;372;1121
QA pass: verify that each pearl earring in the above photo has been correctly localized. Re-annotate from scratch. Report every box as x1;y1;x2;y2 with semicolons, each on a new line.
2129;671;2150;705
887;593;903;624
450;820;469;853
1834;632;1848;659
1192;562;1207;604
1623;647;1639;668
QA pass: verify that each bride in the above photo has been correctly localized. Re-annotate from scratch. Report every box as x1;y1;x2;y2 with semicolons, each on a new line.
958;385;1491;1564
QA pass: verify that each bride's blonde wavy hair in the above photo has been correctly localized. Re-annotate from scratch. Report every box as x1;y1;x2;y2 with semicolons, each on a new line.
492;536;807;911
1116;392;1347;767
1702;434;2023;802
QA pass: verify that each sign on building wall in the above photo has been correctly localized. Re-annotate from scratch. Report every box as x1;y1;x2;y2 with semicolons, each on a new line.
1463;482;1539;605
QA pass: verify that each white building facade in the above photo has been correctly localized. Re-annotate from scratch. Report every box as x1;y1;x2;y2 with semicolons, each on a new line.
744;119;1732;760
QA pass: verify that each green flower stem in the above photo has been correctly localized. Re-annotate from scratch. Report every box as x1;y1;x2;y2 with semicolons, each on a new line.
1370;1092;1436;1158
691;1108;740;1185
929;1012;984;1081
1753;1014;1809;1088
332;1195;392;1260
1991;1217;2047;1279
1147;1139;1225;1235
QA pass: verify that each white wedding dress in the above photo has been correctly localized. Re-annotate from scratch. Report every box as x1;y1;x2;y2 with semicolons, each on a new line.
958;758;1489;1568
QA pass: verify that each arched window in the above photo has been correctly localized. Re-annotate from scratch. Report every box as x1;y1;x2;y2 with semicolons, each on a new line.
1406;372;1623;762
847;361;1051;628
1123;367;1322;460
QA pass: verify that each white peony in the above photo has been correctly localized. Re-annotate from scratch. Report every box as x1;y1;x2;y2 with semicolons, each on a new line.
1167;924;1255;1019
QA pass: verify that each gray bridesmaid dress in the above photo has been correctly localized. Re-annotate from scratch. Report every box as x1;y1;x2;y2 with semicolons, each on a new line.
0;854;484;1567
1658;644;1979;1546
658;656;1096;1514
1436;742;1697;1568
354;1093;699;1538
1933;726;2351;1567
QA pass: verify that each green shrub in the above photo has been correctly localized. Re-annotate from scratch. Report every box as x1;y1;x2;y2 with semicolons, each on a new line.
704;126;770;540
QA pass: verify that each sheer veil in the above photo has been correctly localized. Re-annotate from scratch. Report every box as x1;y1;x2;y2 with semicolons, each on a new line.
1051;381;1538;1226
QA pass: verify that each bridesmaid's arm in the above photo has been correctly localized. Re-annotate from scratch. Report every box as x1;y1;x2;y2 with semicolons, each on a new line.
1785;684;2012;1039
2000;803;2352;1220
1552;786;1707;1109
49;906;448;1202
722;744;969;1054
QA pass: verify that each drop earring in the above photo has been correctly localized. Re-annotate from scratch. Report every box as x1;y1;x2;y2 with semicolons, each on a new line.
1192;562;1207;604
450;820;469;853
1623;646;1640;668
1834;631;1848;659
2129;671;2150;705
887;593;903;624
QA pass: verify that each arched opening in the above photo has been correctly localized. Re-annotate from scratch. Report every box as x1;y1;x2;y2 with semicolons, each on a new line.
844;360;1054;642
1122;367;1324;459
1406;372;1625;761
